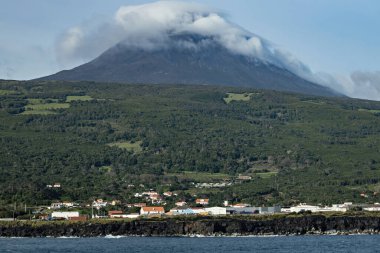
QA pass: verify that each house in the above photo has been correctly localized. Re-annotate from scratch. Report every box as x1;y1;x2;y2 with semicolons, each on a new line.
143;191;158;197
62;202;75;208
237;175;252;180
140;206;165;215
205;207;227;215
149;194;162;201
195;198;209;205
232;203;250;208
49;202;63;209
111;200;121;206
108;210;123;217
175;201;187;207
53;183;61;188
51;211;79;220
127;203;147;208
163;192;173;197
92;199;108;209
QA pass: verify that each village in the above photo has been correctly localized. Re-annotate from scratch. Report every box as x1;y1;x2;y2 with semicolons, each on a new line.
5;187;380;221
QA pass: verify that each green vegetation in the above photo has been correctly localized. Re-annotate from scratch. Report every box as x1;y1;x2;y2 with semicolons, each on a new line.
99;166;112;173
107;141;142;153
358;109;380;114
223;92;256;104
255;172;278;179
25;103;70;111
66;95;93;102
1;80;380;208
166;171;232;182
21;110;56;115
0;89;19;95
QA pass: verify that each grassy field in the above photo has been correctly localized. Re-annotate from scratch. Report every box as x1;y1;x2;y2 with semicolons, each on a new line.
66;95;93;102
107;141;143;153
223;92;255;104
0;89;19;95
21;110;56;115
27;98;59;105
25;103;70;111
255;172;278;179
99;166;112;173
359;109;380;114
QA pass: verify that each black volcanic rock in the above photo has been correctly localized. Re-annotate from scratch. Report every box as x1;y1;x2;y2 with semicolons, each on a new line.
2;215;380;237
41;34;338;96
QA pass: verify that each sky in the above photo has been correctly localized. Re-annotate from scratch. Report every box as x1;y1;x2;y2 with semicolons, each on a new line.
0;0;379;100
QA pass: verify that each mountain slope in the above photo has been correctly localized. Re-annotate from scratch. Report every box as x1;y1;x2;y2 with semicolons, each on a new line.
41;34;338;97
1;80;380;207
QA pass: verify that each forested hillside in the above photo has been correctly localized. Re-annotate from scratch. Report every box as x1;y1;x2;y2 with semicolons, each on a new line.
1;80;380;208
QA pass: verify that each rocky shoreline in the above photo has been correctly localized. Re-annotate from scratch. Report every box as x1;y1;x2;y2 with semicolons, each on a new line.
1;214;380;237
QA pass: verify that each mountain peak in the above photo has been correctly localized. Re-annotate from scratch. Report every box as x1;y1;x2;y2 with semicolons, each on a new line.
39;33;338;97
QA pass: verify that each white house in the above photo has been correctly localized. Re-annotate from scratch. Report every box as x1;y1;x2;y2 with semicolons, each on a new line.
205;207;227;215
175;201;187;207
49;202;63;209
93;199;108;209
62;202;75;208
140;206;165;215
51;211;79;220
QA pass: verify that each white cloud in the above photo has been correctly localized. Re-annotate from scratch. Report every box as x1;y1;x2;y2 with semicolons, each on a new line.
55;1;380;101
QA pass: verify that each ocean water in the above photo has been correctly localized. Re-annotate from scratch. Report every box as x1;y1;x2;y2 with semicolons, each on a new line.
0;235;379;253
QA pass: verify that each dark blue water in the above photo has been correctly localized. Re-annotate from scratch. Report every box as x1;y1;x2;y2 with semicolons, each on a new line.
1;235;379;253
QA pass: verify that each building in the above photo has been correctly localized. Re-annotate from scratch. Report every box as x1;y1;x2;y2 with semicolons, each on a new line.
195;198;209;205
62;202;76;208
189;207;208;215
53;183;61;188
227;206;281;215
108;210;123;217
281;203;351;213
125;213;140;219
93;199;108;209
127;203;147;208
51;211;79;220
175;201;187;207
163;192;173;197
237;175;252;180
140;206;165;215
169;206;195;215
111;200;121;206
231;203;250;208
49;202;63;209
205;207;227;215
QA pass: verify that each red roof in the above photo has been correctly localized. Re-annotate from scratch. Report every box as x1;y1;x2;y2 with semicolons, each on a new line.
108;210;123;215
141;206;165;212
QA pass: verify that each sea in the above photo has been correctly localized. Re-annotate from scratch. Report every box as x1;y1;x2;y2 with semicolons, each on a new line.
0;235;379;253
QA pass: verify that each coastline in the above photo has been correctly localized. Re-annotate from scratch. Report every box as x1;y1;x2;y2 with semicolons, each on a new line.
1;213;380;238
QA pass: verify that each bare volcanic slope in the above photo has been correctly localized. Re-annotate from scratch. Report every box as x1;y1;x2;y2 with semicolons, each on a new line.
40;34;338;97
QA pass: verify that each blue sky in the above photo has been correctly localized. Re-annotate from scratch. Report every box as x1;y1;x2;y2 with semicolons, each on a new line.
0;0;379;99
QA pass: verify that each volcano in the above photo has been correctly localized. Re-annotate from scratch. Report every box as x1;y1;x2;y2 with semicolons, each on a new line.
40;33;338;96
